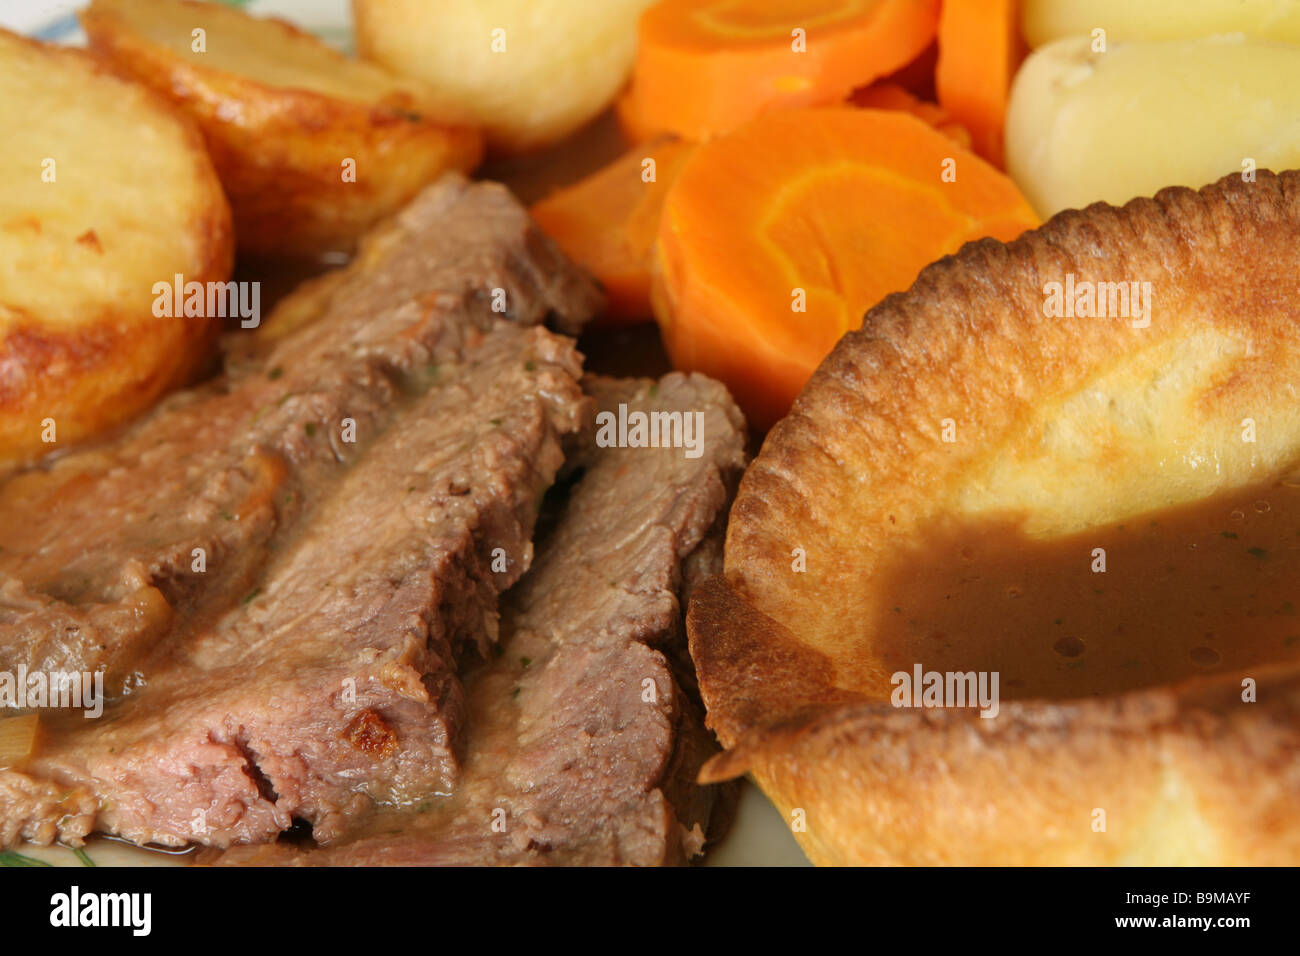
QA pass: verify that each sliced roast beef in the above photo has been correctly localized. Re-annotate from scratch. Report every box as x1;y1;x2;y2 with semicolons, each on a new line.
0;175;601;688
211;371;748;866
0;177;599;849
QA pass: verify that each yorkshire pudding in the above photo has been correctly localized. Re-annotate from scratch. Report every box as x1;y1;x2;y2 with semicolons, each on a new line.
688;169;1300;865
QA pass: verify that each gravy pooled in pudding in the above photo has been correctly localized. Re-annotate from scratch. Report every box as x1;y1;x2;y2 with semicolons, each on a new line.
869;478;1300;700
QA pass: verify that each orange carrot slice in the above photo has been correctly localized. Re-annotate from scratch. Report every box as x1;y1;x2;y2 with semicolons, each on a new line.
849;81;972;149
614;84;661;146
531;138;695;323
936;0;1024;168
653;107;1039;429
629;0;941;141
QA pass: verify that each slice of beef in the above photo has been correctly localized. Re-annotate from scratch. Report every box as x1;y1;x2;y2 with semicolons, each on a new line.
2;324;586;850
0;176;600;849
0;174;601;689
211;371;748;866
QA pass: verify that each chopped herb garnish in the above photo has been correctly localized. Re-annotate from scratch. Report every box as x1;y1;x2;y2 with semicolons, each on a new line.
72;847;95;868
219;509;235;521
491;418;502;426
268;367;284;380
648;382;659;397
1248;547;1268;558
0;850;52;867
304;422;317;438
512;686;521;699
524;361;536;372
520;656;532;669
242;587;261;604
1222;531;1238;539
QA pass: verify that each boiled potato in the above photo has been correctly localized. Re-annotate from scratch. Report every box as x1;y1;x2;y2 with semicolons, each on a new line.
1006;35;1300;217
1023;0;1300;47
0;28;232;468
354;0;655;154
82;0;483;258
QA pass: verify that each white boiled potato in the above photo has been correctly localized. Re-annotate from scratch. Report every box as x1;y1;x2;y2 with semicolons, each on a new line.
354;0;654;154
1022;0;1300;47
1006;35;1300;217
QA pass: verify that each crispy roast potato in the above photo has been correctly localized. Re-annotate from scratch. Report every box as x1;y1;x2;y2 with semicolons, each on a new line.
354;0;654;154
82;0;484;258
0;28;232;468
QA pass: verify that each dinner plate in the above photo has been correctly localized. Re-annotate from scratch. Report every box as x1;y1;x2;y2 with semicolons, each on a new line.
4;0;352;46
2;0;809;869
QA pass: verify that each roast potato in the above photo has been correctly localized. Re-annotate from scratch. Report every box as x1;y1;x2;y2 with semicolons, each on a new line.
81;0;484;258
0;28;232;468
354;0;654;154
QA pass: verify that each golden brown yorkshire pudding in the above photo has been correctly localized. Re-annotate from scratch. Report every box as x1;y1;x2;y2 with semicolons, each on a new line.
688;169;1300;866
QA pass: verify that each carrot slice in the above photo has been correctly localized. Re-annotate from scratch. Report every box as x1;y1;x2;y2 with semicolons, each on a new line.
936;0;1024;168
653;107;1039;429
849;81;972;149
629;0;940;141
615;84;661;145
531;138;695;323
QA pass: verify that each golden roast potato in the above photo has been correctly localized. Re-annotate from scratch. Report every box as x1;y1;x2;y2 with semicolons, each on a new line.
82;0;483;258
0;28;232;468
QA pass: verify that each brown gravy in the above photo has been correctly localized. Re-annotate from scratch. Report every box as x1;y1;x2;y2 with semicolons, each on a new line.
865;478;1300;700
